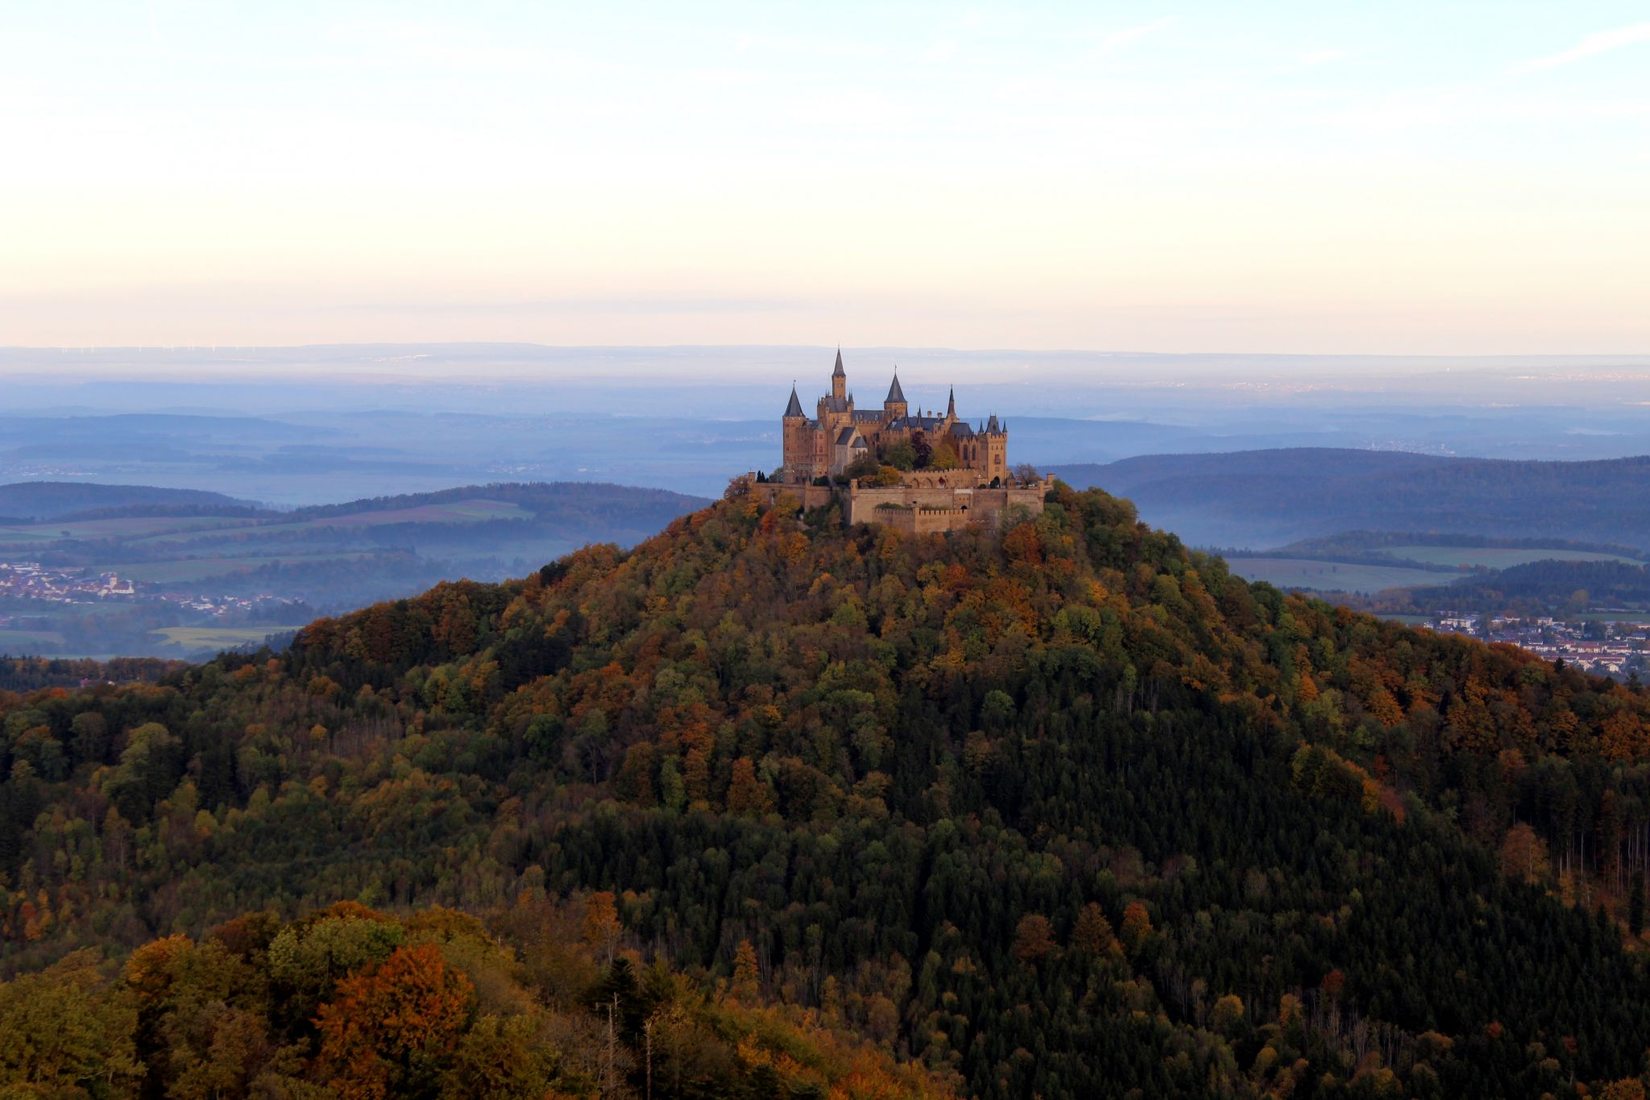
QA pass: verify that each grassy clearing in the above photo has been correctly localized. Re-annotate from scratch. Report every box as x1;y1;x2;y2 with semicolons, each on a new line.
0;515;250;546
1383;545;1641;569
152;625;303;650
0;499;528;552
1228;557;1457;594
112;551;380;583
0;628;67;652
230;498;530;539
311;499;528;526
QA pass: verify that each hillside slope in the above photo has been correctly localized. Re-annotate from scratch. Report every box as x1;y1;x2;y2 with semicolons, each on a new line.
1050;449;1650;548
3;484;1650;1097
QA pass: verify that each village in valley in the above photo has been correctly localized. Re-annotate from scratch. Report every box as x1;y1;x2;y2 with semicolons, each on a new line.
0;561;137;603
0;559;298;657
1422;612;1650;679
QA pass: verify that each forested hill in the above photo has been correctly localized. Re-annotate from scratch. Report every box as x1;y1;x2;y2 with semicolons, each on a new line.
285;480;709;536
5;483;1650;1097
0;481;253;520
1049;449;1650;549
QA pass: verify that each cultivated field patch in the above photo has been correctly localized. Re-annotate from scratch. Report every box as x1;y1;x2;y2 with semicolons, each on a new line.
1227;557;1456;594
1382;544;1641;569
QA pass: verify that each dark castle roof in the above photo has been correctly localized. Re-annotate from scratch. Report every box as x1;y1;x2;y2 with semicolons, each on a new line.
835;427;866;446
784;386;804;417
885;374;906;404
832;348;845;378
887;415;948;431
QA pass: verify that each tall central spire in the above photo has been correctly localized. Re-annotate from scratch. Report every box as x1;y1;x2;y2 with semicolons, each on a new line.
831;347;847;400
885;371;906;405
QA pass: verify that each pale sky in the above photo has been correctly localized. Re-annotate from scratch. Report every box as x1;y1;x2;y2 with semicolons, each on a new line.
3;2;1647;353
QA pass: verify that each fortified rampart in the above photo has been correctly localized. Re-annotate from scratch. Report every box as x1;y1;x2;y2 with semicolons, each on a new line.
739;475;1047;533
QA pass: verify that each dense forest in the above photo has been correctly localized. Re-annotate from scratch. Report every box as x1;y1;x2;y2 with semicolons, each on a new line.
4;482;1650;1097
0;657;183;694
0;897;950;1098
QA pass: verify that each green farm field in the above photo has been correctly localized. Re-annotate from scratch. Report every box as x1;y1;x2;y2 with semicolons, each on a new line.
0;515;250;546
1384;545;1642;569
147;498;531;543
0;628;68;652
151;625;305;651
0;499;531;552
110;551;383;583
1227;557;1455;594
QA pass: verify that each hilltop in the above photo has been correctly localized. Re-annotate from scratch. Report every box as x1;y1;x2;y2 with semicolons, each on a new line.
1050;449;1650;549
3;483;1650;1096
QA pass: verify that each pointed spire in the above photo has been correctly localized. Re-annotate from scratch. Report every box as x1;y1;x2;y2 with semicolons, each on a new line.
946;386;956;417
832;347;845;377
784;384;804;418
885;371;906;405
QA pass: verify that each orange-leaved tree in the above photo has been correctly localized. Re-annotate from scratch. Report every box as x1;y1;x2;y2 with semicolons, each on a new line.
313;942;475;1100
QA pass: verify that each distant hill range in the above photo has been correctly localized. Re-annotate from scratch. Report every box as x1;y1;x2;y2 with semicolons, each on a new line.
0;479;705;538
0;480;708;659
0;481;256;521
1049;449;1650;549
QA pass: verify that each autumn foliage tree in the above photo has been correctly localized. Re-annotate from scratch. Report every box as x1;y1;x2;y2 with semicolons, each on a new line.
313;942;476;1099
1120;901;1153;956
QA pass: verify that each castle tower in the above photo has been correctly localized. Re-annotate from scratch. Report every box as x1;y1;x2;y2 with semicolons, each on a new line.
781;384;809;479
883;371;908;420
982;414;1008;483
944;386;956;425
831;348;847;401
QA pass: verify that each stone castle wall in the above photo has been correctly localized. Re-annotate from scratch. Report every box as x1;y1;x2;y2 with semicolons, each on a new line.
739;475;1046;534
848;481;1047;530
740;480;838;513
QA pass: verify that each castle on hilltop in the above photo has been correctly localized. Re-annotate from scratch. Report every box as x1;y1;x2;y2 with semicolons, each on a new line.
749;350;1047;533
780;349;1009;484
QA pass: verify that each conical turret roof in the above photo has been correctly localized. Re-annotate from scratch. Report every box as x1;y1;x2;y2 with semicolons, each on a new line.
885;372;906;404
784;385;805;417
832;348;845;377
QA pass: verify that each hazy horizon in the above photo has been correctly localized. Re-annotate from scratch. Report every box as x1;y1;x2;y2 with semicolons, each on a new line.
5;344;1650;506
